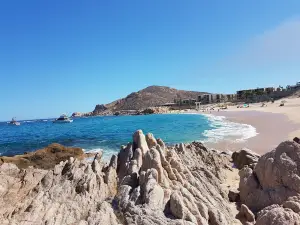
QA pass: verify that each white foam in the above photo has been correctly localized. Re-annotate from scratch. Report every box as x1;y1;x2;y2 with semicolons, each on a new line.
202;114;258;143
83;148;103;154
83;147;116;162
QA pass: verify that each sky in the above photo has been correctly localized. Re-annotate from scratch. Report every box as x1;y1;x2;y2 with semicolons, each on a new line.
0;0;300;120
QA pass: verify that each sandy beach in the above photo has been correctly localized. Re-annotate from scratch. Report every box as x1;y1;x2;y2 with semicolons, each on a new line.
196;97;300;155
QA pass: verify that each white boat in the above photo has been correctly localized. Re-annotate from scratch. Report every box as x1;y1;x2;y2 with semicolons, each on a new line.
9;117;21;126
53;114;73;123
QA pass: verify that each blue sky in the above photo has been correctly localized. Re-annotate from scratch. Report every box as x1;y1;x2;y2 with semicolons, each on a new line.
0;1;299;120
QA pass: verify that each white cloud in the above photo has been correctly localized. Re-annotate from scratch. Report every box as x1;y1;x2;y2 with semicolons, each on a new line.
229;17;300;68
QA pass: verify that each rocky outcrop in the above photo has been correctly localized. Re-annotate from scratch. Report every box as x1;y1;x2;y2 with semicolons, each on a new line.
237;140;300;224
92;104;110;115
237;204;255;225
255;198;300;225
0;154;119;225
239;141;300;212
72;112;82;117
232;148;260;169
115;131;239;225
0;130;240;225
0;143;86;169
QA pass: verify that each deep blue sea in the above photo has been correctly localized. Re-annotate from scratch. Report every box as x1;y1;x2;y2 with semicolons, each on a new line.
0;114;257;159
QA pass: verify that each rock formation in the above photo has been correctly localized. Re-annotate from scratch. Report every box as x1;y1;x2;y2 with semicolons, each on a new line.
232;148;260;169
72;112;83;117
237;140;300;224
0;130;240;225
92;104;110;115
0;154;119;225
115;130;240;225
2;131;300;224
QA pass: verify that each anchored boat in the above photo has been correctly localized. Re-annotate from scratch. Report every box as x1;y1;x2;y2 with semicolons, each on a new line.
9;117;21;126
53;114;73;123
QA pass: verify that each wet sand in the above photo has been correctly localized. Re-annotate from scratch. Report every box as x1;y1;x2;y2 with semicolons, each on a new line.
205;110;299;154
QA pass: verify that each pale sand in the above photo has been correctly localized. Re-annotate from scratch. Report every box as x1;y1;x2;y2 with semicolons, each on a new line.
192;97;300;154
224;97;300;139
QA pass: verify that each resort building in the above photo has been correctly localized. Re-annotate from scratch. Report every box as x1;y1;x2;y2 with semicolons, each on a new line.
161;102;177;107
287;82;300;91
173;98;197;106
198;94;214;104
236;82;300;101
182;99;197;105
197;94;236;104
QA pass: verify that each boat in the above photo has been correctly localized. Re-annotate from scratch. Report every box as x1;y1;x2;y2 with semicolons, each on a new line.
9;117;21;126
53;114;73;123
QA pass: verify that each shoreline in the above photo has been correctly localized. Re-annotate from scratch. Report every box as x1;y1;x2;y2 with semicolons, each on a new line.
205;110;298;154
184;97;300;154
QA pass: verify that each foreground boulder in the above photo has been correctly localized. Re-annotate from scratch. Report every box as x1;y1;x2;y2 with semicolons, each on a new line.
232;148;260;169
238;140;300;224
239;141;300;212
0;154;119;224
0;143;86;169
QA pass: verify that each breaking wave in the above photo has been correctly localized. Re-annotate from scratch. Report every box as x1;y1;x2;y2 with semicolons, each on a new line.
83;147;115;162
202;114;258;143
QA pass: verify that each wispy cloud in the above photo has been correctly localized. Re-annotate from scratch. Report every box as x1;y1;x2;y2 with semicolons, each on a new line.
228;17;300;68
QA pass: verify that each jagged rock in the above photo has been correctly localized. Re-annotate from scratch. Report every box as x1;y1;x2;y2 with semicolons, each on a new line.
169;192;185;218
116;131;240;225
237;204;255;224
146;133;158;149
232;148;260;169
156;138;166;149
0;154;119;224
85;201;119;225
133;130;149;155
178;143;186;153
294;137;300;144
0;130;241;225
92;104;108;115
256;204;300;225
228;190;240;202
117;144;133;181
253;195;300;224
239;141;300;212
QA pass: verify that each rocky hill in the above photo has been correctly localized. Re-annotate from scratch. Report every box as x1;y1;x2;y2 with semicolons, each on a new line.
92;85;207;115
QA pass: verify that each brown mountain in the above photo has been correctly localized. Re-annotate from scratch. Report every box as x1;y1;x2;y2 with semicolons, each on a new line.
93;85;208;114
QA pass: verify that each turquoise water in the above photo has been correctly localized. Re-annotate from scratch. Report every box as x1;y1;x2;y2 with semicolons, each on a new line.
0;114;257;159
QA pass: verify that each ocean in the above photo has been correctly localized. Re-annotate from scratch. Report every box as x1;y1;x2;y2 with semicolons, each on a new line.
0;114;257;160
